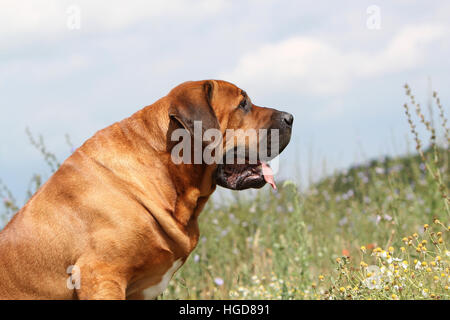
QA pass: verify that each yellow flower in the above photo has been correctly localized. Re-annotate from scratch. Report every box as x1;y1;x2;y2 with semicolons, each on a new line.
413;233;419;238
339;287;345;293
424;224;429;230
400;247;406;252
391;294;399;300
438;238;443;244
360;246;366;253
388;246;394;253
318;275;324;281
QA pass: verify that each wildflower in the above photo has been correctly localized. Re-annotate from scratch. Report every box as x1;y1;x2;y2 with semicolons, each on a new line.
424;224;429;230
391;294;399;300
339;287;345;293
214;278;224;286
400;247;406;252
318;275;324;281
388;247;394;254
360;246;366;253
415;261;422;270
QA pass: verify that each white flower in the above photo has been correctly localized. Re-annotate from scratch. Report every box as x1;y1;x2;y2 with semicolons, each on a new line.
415;261;422;270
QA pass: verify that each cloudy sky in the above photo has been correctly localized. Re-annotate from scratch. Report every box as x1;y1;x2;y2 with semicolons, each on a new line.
1;0;449;202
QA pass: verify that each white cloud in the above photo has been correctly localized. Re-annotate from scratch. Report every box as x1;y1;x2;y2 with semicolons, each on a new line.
0;0;225;48
221;24;448;96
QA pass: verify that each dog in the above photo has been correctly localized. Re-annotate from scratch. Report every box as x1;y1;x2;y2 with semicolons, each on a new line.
0;80;293;299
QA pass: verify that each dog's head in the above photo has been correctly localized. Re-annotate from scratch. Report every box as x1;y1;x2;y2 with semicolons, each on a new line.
168;80;293;190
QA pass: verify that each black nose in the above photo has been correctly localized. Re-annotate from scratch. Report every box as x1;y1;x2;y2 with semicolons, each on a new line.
282;112;294;126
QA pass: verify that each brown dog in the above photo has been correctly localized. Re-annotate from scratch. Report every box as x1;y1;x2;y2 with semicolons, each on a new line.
0;80;292;299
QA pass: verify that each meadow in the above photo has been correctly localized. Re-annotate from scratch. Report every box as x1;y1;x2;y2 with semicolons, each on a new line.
1;84;449;300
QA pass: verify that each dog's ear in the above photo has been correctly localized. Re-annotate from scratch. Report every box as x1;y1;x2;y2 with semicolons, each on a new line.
169;80;220;140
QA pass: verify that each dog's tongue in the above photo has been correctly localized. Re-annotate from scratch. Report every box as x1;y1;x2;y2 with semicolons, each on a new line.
261;162;276;190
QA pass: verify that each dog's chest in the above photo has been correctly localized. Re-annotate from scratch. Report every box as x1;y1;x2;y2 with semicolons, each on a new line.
138;259;183;299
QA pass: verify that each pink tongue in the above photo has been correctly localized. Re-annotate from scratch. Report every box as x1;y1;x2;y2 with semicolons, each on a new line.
261;162;277;190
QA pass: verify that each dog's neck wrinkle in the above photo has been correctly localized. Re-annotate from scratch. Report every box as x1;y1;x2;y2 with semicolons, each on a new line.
169;164;216;227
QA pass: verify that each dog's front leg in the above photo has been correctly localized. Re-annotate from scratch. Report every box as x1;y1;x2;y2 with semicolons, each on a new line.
74;261;127;300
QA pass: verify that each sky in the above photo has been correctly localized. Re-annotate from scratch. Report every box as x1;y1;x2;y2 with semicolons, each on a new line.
1;0;449;203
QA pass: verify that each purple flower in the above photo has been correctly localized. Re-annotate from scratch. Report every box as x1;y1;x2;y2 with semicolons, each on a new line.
214;277;224;286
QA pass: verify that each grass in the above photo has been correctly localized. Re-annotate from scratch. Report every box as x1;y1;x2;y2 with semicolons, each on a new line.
1;84;449;300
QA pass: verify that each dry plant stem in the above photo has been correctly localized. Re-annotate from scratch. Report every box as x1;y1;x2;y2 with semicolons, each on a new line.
404;84;450;216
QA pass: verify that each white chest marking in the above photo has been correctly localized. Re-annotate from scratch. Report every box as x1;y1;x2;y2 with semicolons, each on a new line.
146;259;182;299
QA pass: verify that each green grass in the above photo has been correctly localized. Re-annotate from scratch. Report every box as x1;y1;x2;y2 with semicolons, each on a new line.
1;84;449;299
160;146;449;299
